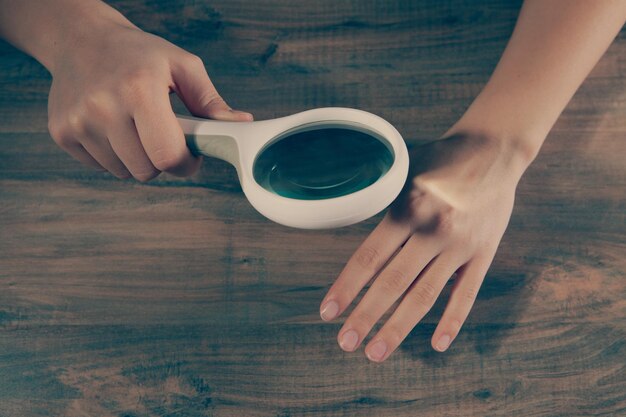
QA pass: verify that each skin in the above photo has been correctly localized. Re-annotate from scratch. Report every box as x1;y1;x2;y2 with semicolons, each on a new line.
0;0;253;181
319;0;626;362
0;0;624;362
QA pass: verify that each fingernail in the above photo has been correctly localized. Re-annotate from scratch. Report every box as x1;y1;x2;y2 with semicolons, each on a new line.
339;329;359;351
436;334;451;352
366;340;387;362
320;300;339;321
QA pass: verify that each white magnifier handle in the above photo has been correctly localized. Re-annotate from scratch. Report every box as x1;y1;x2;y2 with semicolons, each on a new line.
172;107;408;229
177;115;241;166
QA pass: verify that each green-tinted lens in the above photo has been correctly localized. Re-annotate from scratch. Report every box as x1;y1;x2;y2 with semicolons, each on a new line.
253;126;394;200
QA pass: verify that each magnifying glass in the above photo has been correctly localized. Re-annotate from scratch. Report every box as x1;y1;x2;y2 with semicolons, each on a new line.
178;107;408;229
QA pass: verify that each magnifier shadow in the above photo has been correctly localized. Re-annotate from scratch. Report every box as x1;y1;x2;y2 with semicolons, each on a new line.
384;134;538;361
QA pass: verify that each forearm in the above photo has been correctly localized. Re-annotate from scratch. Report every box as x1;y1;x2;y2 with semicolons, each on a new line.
0;0;134;72
449;0;626;166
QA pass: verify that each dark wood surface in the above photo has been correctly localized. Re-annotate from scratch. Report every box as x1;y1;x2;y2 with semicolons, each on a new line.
1;1;625;416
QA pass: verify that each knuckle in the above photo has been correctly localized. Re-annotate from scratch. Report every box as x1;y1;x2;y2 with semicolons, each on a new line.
411;176;428;192
379;268;408;295
408;179;431;206
66;109;86;134
351;310;376;330
353;246;382;271
126;67;153;86
81;90;115;120
461;285;479;304
132;168;160;182
47;119;73;147
54;134;73;149
198;89;225;109
121;69;154;103
408;196;424;217
184;53;205;69
449;319;463;335
151;147;186;172
114;170;133;180
410;281;438;310
435;206;457;235
328;284;356;309
382;324;404;347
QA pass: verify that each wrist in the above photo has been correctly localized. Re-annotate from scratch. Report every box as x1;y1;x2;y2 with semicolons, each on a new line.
443;115;544;182
445;95;547;173
32;0;135;74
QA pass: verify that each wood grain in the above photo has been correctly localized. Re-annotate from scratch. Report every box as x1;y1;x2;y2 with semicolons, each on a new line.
1;1;625;416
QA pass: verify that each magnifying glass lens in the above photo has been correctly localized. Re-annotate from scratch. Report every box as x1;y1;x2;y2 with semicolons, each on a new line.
253;127;394;200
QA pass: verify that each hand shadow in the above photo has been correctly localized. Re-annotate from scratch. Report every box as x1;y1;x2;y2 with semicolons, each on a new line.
397;258;539;364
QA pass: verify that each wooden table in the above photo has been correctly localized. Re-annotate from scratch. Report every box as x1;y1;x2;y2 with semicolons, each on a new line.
1;1;624;416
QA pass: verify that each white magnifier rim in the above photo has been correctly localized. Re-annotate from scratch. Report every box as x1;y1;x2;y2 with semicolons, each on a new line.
178;107;409;229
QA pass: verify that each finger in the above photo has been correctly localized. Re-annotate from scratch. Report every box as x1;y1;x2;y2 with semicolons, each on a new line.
49;122;108;172
108;115;160;182
171;54;253;121
363;253;461;362
336;234;438;353
80;134;132;179
133;89;201;177
62;142;106;172
319;212;412;322
430;252;495;353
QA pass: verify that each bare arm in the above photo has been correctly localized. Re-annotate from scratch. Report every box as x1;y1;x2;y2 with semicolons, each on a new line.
0;0;129;73
450;0;626;161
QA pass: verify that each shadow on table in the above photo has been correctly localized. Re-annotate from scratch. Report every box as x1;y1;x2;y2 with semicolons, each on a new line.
397;262;540;363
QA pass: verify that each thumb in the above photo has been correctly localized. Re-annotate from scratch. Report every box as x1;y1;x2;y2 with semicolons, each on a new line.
172;54;253;122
